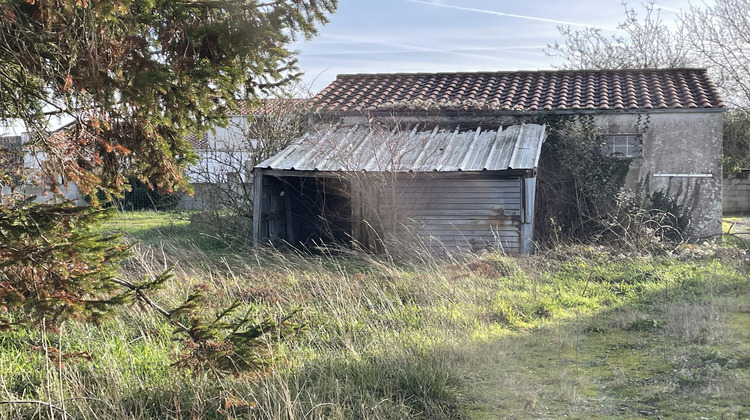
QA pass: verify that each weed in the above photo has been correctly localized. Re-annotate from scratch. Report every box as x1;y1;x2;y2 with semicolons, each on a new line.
2;212;750;419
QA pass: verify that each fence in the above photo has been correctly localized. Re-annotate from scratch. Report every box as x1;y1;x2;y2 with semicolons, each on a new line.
724;171;750;214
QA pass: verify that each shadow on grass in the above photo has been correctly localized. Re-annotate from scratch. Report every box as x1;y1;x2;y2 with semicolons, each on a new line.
461;257;750;419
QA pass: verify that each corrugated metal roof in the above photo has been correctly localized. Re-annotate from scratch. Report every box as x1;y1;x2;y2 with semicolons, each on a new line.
256;123;545;173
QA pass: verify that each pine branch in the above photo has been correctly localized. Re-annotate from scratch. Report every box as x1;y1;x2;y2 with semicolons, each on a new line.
110;276;192;335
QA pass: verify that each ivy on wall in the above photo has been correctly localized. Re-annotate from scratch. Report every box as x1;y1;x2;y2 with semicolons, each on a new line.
534;114;632;245
533;113;694;247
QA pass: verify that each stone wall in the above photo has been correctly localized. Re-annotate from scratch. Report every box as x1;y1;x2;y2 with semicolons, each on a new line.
593;111;724;237
724;171;750;214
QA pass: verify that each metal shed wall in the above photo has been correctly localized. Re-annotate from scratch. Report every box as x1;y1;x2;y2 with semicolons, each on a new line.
253;123;545;253
355;174;524;252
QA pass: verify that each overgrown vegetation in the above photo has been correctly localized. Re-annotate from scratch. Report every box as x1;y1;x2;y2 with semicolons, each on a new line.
0;199;128;330
534;115;695;249
724;110;750;171
0;203;306;385
1;212;748;419
534;115;630;244
0;0;337;385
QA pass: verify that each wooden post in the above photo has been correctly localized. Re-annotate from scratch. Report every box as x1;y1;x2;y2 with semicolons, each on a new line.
252;169;263;246
520;177;536;254
283;183;294;243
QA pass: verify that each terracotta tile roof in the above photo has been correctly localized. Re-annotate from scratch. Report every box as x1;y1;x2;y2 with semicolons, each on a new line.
46;98;310;150
186;132;209;150
312;69;725;113
229;98;310;115
47;123;98;146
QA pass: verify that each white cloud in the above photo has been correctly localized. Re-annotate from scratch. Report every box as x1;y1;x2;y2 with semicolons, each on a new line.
308;33;520;63
656;5;682;13
407;0;621;31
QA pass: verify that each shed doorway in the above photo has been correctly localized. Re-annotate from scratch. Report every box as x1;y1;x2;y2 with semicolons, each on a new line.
256;174;352;247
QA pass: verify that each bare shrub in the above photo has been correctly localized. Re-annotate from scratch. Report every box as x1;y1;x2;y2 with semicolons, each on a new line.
546;0;688;70
187;93;314;239
723;110;750;171
598;188;690;254
682;0;750;108
534;115;695;253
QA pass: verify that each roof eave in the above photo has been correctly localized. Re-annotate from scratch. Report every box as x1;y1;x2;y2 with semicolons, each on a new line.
332;67;713;79
315;107;726;118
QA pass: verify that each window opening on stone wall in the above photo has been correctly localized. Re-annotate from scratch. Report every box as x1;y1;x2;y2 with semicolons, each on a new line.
602;134;642;158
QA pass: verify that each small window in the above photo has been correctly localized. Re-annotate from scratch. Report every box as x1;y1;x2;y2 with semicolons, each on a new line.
226;171;240;185
602;135;642;158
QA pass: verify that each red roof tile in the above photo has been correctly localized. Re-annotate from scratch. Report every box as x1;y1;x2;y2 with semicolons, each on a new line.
186;132;209;150
229;98;310;115
47;123;98;146
312;69;725;113
47;98;311;150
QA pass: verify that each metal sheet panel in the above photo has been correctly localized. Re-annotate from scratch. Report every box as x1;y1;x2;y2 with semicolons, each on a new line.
366;175;523;252
255;123;546;173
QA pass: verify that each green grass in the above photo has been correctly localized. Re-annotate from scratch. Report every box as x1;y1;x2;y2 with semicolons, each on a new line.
463;254;750;419
93;210;238;252
723;213;750;251
93;210;189;238
1;212;750;419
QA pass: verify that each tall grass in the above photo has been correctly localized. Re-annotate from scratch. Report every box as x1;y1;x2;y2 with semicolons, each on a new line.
2;213;750;419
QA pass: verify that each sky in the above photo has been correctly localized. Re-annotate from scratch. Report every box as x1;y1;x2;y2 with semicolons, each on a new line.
290;0;695;93
0;0;696;135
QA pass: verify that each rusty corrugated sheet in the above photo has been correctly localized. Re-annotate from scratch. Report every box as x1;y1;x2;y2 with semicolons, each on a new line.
382;176;524;252
256;123;545;173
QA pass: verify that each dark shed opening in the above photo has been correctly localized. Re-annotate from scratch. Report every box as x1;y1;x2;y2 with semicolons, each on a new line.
255;174;352;247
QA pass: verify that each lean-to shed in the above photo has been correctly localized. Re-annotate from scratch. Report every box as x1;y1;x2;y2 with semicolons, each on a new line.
253;68;726;252
253;122;546;253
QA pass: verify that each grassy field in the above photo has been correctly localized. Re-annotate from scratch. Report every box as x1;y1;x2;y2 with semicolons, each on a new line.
1;211;749;419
